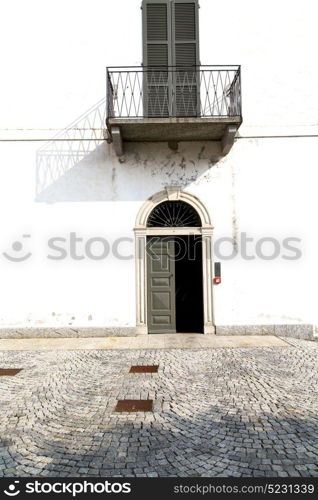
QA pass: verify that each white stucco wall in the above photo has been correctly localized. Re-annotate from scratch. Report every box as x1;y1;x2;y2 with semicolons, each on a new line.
0;0;317;330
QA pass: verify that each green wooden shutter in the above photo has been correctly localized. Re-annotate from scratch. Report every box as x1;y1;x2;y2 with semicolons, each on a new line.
172;0;200;116
142;0;200;117
142;0;172;117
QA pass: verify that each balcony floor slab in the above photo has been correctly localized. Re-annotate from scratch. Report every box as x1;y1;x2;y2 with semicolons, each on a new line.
107;116;241;143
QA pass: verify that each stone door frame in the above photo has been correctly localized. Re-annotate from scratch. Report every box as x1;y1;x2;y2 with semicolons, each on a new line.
134;186;215;335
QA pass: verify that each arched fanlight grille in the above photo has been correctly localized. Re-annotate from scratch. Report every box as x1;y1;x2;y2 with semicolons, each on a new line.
147;201;201;227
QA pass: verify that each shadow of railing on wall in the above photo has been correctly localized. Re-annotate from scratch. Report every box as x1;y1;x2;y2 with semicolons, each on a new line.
36;97;106;200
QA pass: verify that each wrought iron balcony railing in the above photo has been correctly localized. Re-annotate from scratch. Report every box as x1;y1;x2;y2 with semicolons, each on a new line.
106;65;241;120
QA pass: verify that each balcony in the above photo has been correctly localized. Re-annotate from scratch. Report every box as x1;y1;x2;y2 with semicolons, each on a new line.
106;65;242;156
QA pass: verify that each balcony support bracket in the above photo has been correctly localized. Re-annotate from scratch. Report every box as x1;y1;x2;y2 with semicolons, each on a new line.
221;125;237;155
111;126;124;156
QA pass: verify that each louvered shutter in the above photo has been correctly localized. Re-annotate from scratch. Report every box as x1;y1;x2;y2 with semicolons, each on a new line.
172;0;200;116
142;0;172;117
142;0;200;118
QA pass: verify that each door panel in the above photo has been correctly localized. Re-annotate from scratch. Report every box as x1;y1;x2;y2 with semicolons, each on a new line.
147;237;176;333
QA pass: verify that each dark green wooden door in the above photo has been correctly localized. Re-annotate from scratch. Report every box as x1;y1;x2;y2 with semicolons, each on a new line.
147;237;176;333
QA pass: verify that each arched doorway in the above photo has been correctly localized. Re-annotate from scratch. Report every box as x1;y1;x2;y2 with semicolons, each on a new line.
135;187;215;335
147;201;203;333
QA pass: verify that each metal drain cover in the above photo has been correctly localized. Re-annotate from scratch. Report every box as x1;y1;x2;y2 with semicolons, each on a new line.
0;369;22;376
115;400;153;412
129;365;159;373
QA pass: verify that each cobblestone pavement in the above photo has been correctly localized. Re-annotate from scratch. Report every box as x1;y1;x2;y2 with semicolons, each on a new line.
0;338;317;477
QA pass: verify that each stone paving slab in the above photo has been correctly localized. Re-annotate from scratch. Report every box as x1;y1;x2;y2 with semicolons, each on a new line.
0;325;314;340
0;338;317;477
0;335;288;351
